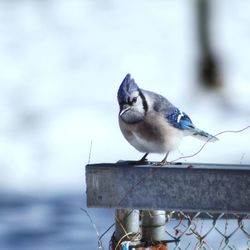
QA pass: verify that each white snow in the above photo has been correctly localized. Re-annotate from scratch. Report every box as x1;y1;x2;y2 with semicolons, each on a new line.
0;0;249;194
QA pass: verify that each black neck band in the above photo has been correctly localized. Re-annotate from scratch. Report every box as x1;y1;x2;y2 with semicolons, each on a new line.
139;90;148;113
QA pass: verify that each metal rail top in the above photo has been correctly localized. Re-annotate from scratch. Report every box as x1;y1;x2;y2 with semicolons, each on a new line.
86;162;250;213
86;161;250;170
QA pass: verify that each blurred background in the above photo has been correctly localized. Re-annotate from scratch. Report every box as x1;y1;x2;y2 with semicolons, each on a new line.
0;0;249;249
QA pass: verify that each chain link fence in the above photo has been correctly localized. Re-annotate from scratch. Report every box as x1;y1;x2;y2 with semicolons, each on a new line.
109;211;250;249
164;211;250;249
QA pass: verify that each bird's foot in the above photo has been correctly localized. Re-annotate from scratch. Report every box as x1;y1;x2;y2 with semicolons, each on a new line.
137;153;149;164
152;160;170;167
151;152;170;166
153;160;182;166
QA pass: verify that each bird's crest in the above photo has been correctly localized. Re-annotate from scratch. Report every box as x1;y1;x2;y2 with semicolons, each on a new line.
117;74;139;104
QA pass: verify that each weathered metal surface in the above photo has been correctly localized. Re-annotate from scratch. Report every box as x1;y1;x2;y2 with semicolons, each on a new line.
86;162;250;213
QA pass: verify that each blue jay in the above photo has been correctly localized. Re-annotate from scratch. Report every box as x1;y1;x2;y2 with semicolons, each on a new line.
117;74;218;163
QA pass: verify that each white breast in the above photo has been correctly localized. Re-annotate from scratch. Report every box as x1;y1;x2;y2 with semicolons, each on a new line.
119;113;184;154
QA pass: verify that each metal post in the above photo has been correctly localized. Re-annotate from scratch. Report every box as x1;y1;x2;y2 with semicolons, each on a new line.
112;209;140;249
141;210;167;249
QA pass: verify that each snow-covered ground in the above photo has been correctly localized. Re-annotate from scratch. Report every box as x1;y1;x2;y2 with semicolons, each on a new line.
0;0;249;194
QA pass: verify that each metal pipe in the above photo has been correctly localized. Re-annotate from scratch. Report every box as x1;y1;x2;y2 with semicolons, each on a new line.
114;209;140;241
141;210;166;242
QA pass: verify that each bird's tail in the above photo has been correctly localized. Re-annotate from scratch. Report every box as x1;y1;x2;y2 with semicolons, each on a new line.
189;127;218;142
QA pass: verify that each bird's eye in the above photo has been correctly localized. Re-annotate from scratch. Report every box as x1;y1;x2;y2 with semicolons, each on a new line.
132;97;138;103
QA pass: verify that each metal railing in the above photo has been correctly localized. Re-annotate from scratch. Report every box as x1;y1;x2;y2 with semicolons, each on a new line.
85;162;250;249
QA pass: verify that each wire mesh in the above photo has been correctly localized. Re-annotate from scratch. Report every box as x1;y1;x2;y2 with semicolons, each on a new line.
164;211;250;250
110;211;250;250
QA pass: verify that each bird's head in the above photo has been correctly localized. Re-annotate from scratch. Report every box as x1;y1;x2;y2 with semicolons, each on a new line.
117;74;148;124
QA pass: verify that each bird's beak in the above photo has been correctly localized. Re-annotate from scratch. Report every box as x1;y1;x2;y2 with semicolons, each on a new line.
119;106;131;116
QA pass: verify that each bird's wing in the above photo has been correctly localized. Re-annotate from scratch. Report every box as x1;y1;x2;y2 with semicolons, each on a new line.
165;108;195;130
147;90;195;130
165;107;218;141
144;90;218;141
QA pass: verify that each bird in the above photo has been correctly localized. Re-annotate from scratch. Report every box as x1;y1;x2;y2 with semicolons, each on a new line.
117;73;218;164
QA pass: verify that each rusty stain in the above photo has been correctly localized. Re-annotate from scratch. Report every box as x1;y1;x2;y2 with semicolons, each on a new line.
112;243;168;250
111;240;168;250
136;244;168;250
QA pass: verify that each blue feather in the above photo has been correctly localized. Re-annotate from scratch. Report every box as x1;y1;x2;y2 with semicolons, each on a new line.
166;108;195;130
166;108;218;141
